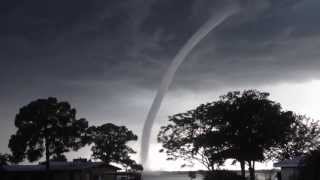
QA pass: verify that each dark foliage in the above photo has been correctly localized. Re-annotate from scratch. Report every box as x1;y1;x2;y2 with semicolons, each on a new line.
267;116;320;161
8;97;88;169
0;153;11;165
158;107;226;170
51;154;67;162
158;90;308;180
86;123;142;171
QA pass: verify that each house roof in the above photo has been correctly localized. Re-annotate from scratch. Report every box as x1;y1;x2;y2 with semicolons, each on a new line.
0;161;121;172
273;157;305;168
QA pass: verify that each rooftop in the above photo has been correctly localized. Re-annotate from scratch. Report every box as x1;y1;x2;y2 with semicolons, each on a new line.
273;157;305;168
0;160;121;172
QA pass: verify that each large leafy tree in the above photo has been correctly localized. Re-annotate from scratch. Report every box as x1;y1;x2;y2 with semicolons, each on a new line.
205;90;296;180
87;123;142;171
158;90;299;180
8;97;88;170
158;109;228;171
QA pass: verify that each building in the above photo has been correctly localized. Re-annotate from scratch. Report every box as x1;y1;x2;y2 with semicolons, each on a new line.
273;157;304;180
0;159;122;180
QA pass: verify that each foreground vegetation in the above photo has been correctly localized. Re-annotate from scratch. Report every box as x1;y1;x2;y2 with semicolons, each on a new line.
0;97;142;171
158;90;320;180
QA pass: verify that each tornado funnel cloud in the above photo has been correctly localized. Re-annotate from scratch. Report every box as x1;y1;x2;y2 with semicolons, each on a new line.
140;5;240;168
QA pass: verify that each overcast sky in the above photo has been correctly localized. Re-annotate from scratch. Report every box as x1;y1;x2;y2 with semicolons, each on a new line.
1;0;320;170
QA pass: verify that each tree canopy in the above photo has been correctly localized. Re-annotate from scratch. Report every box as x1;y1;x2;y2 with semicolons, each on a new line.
158;108;227;171
8;97;88;169
267;116;320;161
86;123;142;171
0;153;11;166
158;90;319;180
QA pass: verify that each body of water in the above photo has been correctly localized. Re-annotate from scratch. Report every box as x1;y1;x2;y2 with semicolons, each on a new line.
141;170;279;180
142;172;203;180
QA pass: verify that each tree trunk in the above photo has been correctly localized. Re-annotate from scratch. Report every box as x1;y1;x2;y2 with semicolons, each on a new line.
240;160;245;178
45;137;50;170
209;161;215;171
45;137;51;180
248;161;255;180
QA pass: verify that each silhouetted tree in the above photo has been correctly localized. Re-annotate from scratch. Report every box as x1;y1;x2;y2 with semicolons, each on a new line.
8;97;88;170
87;123;142;170
206;90;297;180
158;90;297;180
158;109;228;171
51;154;68;162
0;153;11;165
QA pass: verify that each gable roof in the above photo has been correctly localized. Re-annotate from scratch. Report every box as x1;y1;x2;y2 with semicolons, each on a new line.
1;161;121;172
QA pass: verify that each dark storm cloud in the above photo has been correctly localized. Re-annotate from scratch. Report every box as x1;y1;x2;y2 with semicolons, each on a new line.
173;0;320;90
1;0;320;154
1;0;314;91
0;0;164;86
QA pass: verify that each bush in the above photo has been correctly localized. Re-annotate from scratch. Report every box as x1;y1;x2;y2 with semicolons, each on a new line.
204;170;245;180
